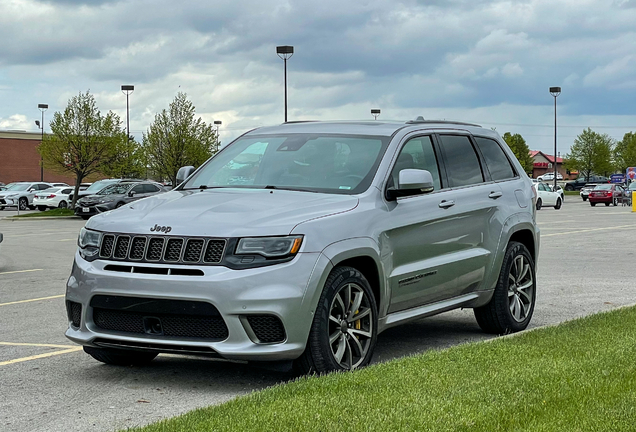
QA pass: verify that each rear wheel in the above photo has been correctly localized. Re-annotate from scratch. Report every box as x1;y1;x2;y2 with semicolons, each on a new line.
582;196;587;201
554;198;562;210
591;202;596;206
294;266;377;375
474;241;536;334
83;346;157;366
37;206;47;211
605;202;610;207
535;199;542;210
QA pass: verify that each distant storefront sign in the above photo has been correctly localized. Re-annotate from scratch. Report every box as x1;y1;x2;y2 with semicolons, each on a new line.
611;174;625;183
627;167;636;182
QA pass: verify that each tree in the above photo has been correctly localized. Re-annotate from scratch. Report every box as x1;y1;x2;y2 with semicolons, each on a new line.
502;132;533;173
100;136;146;179
38;91;124;207
613;132;636;173
143;92;216;185
565;128;614;180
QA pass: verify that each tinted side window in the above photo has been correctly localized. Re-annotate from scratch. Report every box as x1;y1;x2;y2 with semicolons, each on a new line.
439;135;484;187
474;137;516;181
132;184;145;193
143;184;160;193
390;136;442;191
62;188;72;194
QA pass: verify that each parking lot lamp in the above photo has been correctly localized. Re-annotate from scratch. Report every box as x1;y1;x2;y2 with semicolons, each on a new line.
121;85;134;176
371;109;381;120
213;120;222;153
550;87;561;191
37;104;48;181
276;46;294;122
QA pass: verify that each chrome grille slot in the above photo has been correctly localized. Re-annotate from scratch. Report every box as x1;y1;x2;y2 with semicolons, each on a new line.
100;234;115;258
164;238;184;262
113;236;130;259
146;238;165;261
129;237;147;260
183;239;204;262
204;240;226;263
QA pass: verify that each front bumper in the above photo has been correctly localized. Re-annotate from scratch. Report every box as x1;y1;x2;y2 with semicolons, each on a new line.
65;250;331;361
74;205;100;217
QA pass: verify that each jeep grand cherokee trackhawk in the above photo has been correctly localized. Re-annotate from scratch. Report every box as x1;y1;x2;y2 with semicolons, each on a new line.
66;118;540;374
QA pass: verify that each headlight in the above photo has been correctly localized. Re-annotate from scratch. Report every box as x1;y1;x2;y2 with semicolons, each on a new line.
78;228;101;259
236;236;303;258
98;198;114;204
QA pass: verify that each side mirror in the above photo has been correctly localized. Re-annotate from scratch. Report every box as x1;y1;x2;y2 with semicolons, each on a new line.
386;169;435;201
128;191;136;197
28;188;35;192
176;166;195;186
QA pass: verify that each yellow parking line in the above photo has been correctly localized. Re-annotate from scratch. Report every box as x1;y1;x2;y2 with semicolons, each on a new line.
542;224;636;237
0;342;78;349
0;294;64;307
0;269;43;276
0;347;82;366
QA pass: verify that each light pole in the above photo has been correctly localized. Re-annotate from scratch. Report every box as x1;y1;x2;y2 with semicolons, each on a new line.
276;45;294;122
121;85;134;177
550;87;561;191
213;120;222;153
37;103;48;181
371;109;381;120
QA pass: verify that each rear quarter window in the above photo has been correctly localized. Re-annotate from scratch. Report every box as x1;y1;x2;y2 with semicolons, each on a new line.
474;137;516;181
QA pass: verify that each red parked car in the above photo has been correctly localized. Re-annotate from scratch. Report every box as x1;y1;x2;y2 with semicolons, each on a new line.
589;184;625;206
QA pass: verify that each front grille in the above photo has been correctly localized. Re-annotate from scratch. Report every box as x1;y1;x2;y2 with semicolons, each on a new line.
246;315;286;343
92;309;229;340
98;233;226;265
66;301;82;328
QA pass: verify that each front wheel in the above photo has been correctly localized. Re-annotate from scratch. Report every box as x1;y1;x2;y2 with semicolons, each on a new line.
83;346;157;366
535;199;542;210
18;198;28;211
294;266;378;375
565;184;574;191
37;206;47;211
554;198;562;210
582;196;587;201
58;200;68;209
81;215;90;220
474;241;536;334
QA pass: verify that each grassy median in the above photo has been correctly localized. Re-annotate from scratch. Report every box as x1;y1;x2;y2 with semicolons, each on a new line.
12;208;75;217
127;307;636;432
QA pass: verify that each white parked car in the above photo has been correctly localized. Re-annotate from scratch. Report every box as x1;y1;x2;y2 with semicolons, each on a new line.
33;187;74;210
537;172;563;181
579;184;599;201
0;182;54;210
532;182;562;210
550;184;564;200
51;182;70;187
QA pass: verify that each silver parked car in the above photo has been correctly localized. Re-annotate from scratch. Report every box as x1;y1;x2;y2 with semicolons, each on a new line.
0;182;54;210
66;119;540;373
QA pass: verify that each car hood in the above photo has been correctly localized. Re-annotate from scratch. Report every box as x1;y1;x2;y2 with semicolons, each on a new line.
86;188;359;237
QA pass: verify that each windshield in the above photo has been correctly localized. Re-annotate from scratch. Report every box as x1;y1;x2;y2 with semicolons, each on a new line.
86;179;118;192
594;184;612;190
97;183;134;195
182;134;389;194
5;183;29;191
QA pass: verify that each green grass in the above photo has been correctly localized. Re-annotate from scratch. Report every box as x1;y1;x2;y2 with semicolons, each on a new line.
13;208;75;217
126;307;636;432
564;191;580;196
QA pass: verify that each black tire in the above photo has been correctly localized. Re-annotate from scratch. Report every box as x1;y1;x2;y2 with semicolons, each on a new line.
605;202;610;207
565;184;574;191
554;198;562;210
582;196;587;201
83;346;157;366
81;215;91;220
115;202;125;208
37;206;47;211
591;202;596;207
0;206;4;211
18;197;28;211
535;199;542;210
474;241;536;334
294;266;378;375
58;200;68;209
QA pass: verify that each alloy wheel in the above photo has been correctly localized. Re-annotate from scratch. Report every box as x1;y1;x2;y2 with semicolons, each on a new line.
328;283;373;370
508;255;534;322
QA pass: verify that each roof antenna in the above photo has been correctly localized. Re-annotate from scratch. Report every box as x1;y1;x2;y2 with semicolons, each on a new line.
415;116;425;122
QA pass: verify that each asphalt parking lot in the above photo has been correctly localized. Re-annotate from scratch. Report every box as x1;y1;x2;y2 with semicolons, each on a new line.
1;198;635;432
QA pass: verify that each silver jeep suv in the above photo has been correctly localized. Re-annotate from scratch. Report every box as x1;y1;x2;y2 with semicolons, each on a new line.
66;119;539;373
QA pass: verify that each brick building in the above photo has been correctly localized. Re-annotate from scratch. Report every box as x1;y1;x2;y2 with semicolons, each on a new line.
0;130;76;185
529;150;575;180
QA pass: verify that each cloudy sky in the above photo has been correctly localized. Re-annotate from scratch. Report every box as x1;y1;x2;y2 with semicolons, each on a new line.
1;0;636;155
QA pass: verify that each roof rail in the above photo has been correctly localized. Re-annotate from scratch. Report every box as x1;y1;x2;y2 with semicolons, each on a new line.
405;116;481;127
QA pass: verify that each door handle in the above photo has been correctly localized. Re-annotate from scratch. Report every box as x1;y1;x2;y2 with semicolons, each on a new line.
439;200;455;209
488;191;503;199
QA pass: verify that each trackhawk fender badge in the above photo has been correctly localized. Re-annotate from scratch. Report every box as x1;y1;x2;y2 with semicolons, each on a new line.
398;270;437;286
150;224;172;233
